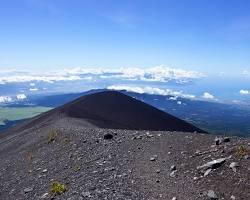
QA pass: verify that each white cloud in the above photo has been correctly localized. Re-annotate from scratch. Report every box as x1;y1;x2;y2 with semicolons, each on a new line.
0;74;81;84
119;68;145;79
239;89;249;95
202;92;215;100
113;65;204;82
145;66;203;81
0;66;204;84
177;101;182;105
63;67;106;75
0;96;12;103
16;94;27;100
169;96;178;100
29;88;38;91
107;85;196;99
0;94;27;104
82;76;93;81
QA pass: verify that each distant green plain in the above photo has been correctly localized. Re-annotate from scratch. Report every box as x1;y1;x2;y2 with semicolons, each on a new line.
0;106;52;125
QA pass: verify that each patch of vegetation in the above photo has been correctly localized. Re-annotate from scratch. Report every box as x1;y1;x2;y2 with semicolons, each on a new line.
236;145;248;157
47;129;59;143
25;152;33;173
26;152;33;162
73;162;81;171
63;137;70;145
0;106;51;126
50;182;67;195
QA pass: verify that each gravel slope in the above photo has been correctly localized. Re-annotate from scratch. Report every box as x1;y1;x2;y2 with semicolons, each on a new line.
0;117;249;200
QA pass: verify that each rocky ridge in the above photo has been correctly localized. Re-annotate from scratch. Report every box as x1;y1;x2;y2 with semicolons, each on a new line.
0;120;249;199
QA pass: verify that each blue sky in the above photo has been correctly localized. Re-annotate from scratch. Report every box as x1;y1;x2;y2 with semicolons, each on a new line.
0;0;250;75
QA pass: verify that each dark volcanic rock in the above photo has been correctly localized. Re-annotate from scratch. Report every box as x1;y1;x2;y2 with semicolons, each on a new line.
103;133;113;140
58;91;205;132
223;137;230;143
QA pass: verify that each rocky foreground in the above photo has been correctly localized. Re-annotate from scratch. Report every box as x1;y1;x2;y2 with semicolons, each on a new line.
0;119;249;200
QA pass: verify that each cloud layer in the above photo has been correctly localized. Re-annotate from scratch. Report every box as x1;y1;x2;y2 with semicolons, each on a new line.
0;96;12;103
0;66;204;84
107;85;196;99
239;89;249;95
0;94;27;103
202;92;215;100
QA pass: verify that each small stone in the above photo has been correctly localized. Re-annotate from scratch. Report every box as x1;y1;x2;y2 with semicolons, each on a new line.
136;135;142;139
207;190;218;199
150;157;156;161
9;189;15;194
197;158;226;170
231;195;236;200
88;186;96;191
42;169;47;173
150;155;157;161
81;191;91;197
170;170;177;177
24;187;33;193
41;193;49;199
223;137;230;143
170;165;176;171
172;197;177;200
204;168;212;176
104;133;113;140
146;132;153;138
215;137;222;145
195;150;201;155
229;162;239;172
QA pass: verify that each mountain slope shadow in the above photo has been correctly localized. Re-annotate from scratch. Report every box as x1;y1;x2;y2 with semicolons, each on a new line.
55;90;205;132
2;91;205;134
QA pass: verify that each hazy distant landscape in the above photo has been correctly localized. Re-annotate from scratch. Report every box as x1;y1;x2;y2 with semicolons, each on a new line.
1;89;250;136
0;106;51;130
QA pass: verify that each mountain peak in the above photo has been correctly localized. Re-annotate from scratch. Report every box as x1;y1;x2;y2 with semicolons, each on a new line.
57;90;204;132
